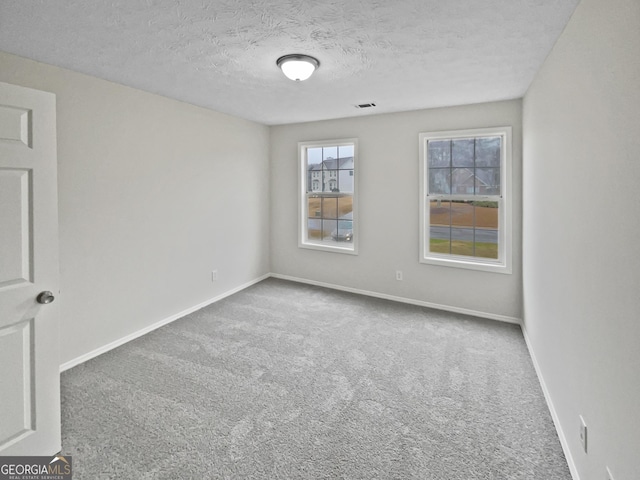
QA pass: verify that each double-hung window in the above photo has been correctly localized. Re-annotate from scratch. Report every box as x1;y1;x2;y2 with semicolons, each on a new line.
419;127;512;273
299;139;358;254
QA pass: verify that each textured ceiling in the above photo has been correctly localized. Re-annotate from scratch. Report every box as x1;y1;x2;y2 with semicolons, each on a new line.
0;0;580;125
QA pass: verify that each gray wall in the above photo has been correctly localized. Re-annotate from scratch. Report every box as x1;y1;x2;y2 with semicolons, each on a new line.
270;100;522;320
522;0;640;478
0;52;271;366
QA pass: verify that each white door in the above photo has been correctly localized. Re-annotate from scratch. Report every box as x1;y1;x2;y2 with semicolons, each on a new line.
0;81;60;455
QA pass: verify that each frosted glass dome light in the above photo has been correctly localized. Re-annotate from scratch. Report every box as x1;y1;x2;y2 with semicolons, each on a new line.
277;54;320;81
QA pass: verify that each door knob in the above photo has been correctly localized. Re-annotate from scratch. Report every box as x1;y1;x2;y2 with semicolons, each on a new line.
37;291;55;304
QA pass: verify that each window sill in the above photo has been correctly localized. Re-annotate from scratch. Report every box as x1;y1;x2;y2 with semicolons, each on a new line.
299;241;358;255
421;254;511;274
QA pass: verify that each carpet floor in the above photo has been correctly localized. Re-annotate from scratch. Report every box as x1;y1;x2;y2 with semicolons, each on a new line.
61;278;571;479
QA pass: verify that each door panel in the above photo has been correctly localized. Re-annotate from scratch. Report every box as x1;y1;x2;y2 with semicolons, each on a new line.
0;320;34;446
0;169;32;287
0;81;60;456
0;104;31;147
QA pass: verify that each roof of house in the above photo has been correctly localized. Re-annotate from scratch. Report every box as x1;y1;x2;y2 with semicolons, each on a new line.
308;157;354;171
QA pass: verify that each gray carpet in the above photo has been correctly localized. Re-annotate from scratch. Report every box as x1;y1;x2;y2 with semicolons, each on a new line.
61;278;571;479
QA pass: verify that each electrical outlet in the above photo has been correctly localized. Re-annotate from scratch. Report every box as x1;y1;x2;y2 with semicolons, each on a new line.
579;415;588;453
396;270;403;281
605;466;614;480
211;270;218;281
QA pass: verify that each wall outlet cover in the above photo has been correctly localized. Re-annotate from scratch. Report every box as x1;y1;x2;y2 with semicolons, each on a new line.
579;415;587;453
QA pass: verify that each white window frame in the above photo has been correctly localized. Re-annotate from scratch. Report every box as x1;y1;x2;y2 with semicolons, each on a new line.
419;127;512;274
299;138;358;255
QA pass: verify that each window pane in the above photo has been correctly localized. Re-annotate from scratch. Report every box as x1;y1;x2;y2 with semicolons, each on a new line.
429;200;450;254
310;174;321;192
338;196;353;219
338;157;354;170
474;201;498;228
450;201;476;255
338;170;354;192
476;168;500;195
323;158;338;170
452;138;474;167
307;149;323;193
336;220;353;242
322;219;337;240
323;170;338;192
429;168;450;194
428;140;450;167
323;146;338;161
338;145;354;159
474;201;498;259
308;196;321;218
308;148;323;166
451;168;475;194
476;137;501;167
450;200;474;227
322;197;338;219
451;228;475;256
475;234;498;258
307;219;321;240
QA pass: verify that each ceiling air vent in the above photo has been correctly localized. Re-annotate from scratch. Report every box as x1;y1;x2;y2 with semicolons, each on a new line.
355;102;376;109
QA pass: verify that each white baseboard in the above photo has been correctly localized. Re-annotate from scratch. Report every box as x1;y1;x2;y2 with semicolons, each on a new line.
521;323;580;480
269;273;522;325
59;273;270;372
61;272;521;372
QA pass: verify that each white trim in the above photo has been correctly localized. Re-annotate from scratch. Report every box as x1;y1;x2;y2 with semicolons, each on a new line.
419;126;512;274
296;242;359;255
59;273;270;372
521;323;580;480
60;271;520;373
298;138;359;255
270;273;521;325
60;271;521;372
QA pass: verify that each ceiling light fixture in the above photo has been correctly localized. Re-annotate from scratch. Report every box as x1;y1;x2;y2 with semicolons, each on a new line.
276;54;320;81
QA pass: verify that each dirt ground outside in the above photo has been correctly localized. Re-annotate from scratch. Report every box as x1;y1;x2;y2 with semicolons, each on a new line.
308;196;353;219
429;200;497;228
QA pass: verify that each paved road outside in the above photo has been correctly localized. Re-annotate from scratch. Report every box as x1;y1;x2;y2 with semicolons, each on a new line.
431;226;497;243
